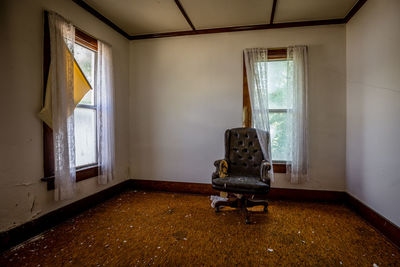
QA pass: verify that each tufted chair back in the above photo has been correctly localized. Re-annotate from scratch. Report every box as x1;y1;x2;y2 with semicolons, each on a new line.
224;128;268;177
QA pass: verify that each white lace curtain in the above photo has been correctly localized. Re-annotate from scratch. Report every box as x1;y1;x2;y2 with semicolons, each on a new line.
244;46;309;184
287;46;309;183
48;12;76;200
96;41;115;185
47;12;116;200
244;48;274;182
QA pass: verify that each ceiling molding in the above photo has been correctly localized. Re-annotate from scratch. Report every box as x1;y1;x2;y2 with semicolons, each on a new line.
174;0;196;31
72;0;130;39
344;0;367;23
73;0;367;40
269;0;278;24
129;19;344;40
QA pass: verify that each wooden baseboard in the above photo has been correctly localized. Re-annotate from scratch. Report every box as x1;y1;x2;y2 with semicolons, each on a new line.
132;179;217;195
131;179;346;203
0;180;134;253
267;188;346;202
346;194;400;248
1;179;398;253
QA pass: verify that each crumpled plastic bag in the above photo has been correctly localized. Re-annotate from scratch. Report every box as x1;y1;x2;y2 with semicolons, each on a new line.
210;195;228;208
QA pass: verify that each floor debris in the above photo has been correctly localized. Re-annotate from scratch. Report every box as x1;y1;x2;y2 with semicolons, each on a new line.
1;191;399;266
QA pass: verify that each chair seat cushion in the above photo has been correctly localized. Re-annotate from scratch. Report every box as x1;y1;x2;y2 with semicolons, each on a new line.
212;176;269;194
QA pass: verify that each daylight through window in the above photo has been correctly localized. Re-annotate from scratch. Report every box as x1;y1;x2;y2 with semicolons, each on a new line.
243;49;293;163
74;43;97;168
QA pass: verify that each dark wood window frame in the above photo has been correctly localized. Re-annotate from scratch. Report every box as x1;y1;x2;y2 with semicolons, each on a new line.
243;48;288;173
41;11;99;190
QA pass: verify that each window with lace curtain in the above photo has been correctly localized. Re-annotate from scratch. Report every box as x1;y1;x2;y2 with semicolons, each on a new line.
73;34;98;168
42;23;99;186
243;48;292;173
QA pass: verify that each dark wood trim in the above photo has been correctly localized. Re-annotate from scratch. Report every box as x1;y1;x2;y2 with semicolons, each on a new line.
344;0;367;23
40;176;55;191
242;54;251;128
129;19;344;40
0;180;134;253
346;194;400;248
75;28;98;51
72;0;130;39
76;166;99;182
131;179;345;202
42;166;99;190
174;0;196;31
269;0;278;24
43;11;54;181
132;179;217;195
267;48;287;60
268;188;346;202
272;163;286;173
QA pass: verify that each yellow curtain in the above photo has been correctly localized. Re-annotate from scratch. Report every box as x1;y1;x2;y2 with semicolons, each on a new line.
38;56;92;129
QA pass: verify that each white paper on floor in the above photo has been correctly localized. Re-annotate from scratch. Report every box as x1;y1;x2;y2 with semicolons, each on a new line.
210;195;228;208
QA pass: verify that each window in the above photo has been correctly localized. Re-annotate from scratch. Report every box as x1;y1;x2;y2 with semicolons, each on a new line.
71;29;99;177
74;41;97;168
243;49;292;173
265;60;293;162
41;22;99;188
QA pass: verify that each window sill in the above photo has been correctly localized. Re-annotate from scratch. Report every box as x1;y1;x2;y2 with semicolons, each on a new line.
273;163;287;173
41;165;99;190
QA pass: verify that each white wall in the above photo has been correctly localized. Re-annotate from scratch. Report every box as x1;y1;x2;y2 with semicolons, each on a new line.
8;0;394;232
0;0;130;231
346;0;400;227
129;25;347;191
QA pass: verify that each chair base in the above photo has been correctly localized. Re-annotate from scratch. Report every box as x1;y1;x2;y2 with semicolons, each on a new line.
214;196;268;224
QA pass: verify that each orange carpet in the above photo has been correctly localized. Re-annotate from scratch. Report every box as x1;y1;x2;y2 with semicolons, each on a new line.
1;191;399;266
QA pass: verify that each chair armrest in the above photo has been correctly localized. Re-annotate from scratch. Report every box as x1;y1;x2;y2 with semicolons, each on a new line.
260;160;272;185
212;159;228;179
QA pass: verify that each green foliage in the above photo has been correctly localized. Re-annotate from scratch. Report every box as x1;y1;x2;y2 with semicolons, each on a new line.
267;60;293;161
269;112;289;161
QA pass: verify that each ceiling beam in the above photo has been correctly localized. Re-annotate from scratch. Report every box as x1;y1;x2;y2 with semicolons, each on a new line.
269;0;278;24
344;0;367;23
74;0;368;40
72;0;130;39
130;19;344;40
174;0;196;31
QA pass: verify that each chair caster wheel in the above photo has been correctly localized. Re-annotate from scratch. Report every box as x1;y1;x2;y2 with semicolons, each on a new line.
215;207;220;213
245;218;251;224
264;207;268;213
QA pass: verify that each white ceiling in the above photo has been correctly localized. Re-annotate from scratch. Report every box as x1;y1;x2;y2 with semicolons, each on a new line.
180;0;274;30
83;0;359;36
84;0;192;35
274;0;358;23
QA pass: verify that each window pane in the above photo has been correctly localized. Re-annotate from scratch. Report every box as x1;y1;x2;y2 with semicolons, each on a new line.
269;112;290;161
74;107;97;167
74;43;95;105
267;60;293;109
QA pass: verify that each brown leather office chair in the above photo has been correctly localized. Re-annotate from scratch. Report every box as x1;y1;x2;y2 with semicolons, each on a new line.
212;127;271;224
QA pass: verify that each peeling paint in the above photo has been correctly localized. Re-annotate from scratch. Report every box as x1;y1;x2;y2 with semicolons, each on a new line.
31;210;42;219
30;197;36;213
15;182;34;186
